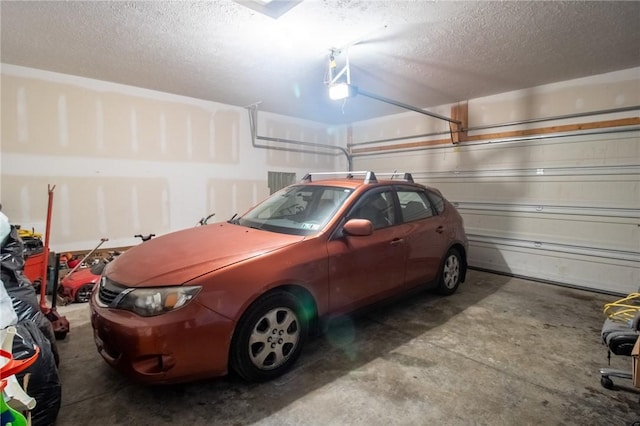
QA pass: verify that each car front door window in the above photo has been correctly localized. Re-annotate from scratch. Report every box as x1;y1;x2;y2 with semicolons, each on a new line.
350;190;396;229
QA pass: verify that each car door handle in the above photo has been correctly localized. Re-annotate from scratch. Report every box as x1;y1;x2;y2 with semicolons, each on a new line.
436;226;444;234
390;238;403;246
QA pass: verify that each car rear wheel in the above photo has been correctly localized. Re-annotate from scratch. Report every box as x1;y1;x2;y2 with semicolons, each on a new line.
75;283;94;303
230;291;307;382
436;248;461;296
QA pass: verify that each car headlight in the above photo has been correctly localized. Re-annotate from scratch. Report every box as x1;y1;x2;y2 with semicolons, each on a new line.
117;286;201;317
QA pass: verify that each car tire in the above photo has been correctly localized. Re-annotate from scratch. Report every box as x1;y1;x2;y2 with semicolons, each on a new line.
436;248;462;296
75;284;93;303
230;291;308;382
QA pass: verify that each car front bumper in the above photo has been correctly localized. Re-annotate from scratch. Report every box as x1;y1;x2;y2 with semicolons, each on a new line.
90;294;235;384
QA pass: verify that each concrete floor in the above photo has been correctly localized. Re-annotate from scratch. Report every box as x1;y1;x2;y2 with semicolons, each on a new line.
52;270;639;425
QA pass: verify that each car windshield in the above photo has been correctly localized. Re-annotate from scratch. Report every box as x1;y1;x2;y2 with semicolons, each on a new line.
236;185;353;235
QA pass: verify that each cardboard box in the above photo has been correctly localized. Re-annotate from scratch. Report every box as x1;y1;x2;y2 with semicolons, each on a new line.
633;337;640;388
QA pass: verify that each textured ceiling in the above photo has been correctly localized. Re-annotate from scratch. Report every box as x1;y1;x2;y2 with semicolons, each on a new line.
2;1;639;124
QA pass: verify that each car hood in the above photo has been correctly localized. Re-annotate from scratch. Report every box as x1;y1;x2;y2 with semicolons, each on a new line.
105;222;305;287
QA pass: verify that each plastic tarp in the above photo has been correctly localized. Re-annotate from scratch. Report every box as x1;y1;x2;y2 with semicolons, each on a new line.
0;225;28;288
11;321;61;426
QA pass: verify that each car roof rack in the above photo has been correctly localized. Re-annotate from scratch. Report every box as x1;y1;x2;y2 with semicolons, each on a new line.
301;171;414;184
376;172;414;183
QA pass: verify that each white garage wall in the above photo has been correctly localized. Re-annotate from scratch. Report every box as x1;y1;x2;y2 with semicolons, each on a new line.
0;65;345;252
351;68;640;295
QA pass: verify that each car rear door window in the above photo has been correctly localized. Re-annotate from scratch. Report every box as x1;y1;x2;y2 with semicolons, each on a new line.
425;190;445;215
398;190;434;222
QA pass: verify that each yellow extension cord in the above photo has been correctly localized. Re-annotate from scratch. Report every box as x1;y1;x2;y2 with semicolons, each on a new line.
604;293;640;324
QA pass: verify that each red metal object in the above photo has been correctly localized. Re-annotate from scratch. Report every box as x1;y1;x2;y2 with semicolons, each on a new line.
23;251;46;286
39;185;70;339
39;186;54;311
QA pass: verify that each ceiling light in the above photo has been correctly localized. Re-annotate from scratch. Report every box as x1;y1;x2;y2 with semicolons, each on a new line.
326;49;356;100
234;0;303;19
329;83;357;101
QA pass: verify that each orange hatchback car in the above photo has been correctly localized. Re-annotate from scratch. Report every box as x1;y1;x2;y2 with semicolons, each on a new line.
90;171;468;384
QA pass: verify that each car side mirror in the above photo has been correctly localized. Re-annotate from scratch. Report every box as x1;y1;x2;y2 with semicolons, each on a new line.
343;218;373;236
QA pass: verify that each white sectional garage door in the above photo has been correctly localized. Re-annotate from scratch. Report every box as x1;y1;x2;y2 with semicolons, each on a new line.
355;129;639;295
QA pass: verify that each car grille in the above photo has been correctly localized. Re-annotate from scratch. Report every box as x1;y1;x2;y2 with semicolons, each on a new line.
98;276;126;306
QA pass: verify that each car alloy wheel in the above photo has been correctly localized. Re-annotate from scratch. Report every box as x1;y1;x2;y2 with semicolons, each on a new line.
230;291;308;382
437;249;461;295
249;307;299;370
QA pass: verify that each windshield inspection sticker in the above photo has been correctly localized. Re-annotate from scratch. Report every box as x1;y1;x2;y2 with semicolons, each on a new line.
301;223;320;230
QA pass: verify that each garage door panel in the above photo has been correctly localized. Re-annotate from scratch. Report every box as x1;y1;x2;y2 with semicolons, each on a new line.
355;133;638;173
462;212;639;252
428;177;638;208
446;135;639;169
354;130;639;293
469;241;638;295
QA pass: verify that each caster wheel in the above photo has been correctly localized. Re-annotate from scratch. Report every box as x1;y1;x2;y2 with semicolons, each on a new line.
600;376;614;389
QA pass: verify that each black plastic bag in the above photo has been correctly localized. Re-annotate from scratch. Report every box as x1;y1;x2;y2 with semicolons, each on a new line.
11;320;61;426
0;225;28;287
5;284;60;366
2;224;61;366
